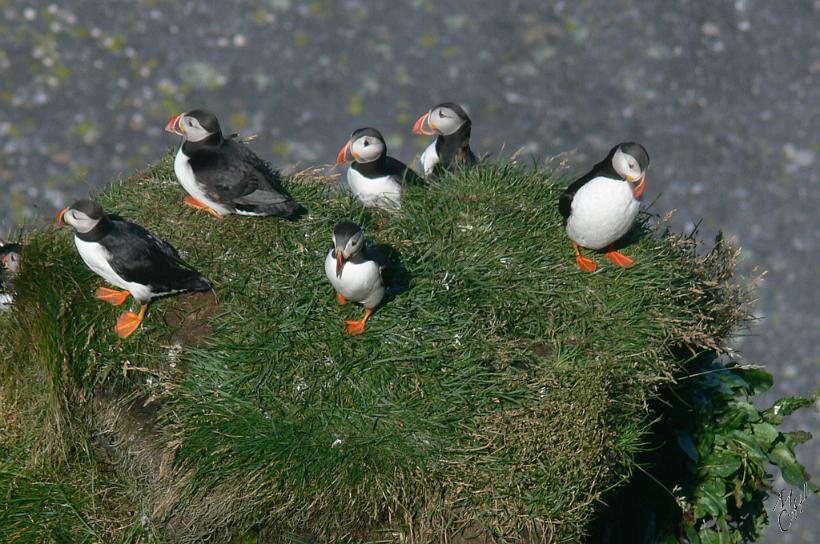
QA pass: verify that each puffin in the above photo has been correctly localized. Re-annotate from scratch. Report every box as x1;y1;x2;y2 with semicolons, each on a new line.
55;200;212;338
0;240;22;309
165;108;303;219
336;127;419;210
412;102;478;176
324;222;385;336
558;142;650;272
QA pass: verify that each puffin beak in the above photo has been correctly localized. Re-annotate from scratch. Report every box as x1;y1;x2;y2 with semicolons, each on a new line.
633;173;647;199
165;113;184;136
412;111;437;135
336;251;346;278
54;207;67;226
336;140;354;164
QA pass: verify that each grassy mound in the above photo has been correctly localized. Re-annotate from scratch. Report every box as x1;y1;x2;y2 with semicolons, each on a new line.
0;155;744;542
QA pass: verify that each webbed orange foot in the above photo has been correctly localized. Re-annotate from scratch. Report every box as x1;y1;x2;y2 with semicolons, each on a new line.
96;287;130;306
115;305;147;339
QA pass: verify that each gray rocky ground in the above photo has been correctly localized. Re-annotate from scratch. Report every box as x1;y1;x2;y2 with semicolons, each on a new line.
1;0;817;540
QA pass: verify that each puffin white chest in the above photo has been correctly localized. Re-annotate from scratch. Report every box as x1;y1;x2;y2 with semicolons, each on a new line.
347;168;402;209
173;147;231;215
74;237;153;301
324;250;384;309
420;140;439;176
566;177;639;250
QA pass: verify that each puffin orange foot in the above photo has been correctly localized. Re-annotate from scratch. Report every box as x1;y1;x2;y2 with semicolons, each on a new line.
96;287;130;306
336;292;348;305
344;308;374;336
115;305;147;339
572;241;597;272
183;195;222;218
604;245;636;268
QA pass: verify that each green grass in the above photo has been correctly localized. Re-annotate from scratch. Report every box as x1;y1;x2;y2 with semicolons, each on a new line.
0;155;745;542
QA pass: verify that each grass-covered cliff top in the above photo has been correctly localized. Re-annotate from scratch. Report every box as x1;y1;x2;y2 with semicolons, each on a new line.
0;154;747;542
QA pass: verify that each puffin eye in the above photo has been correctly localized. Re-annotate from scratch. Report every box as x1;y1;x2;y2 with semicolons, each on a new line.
363;140;369;147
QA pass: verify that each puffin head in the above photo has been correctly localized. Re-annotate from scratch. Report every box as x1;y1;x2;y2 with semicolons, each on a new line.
336;127;387;165
55;199;106;234
0;242;21;274
332;221;365;278
165;108;222;142
611;142;650;198
412;102;471;136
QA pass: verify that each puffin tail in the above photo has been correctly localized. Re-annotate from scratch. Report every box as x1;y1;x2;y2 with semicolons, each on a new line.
181;273;212;293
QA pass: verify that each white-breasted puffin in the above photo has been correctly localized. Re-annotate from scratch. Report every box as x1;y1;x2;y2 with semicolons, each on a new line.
165;109;303;219
559;142;650;272
0;240;22;310
336;127;419;210
324;222;385;336
55;200;212;338
412;102;478;176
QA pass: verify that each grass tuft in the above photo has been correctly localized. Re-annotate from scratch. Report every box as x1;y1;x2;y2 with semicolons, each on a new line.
0;155;746;542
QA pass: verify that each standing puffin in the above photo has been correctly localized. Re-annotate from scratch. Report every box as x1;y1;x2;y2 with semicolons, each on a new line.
336;127;418;210
559;142;650;272
165;109;303;218
0;240;22;309
55;200;212;338
412;102;478;176
324;222;385;336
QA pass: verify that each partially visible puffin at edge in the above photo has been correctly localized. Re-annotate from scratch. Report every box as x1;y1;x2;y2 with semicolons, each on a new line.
335;127;421;210
324;222;386;336
165;108;304;219
412;102;478;177
55;200;212;338
0;240;22;310
559;142;650;272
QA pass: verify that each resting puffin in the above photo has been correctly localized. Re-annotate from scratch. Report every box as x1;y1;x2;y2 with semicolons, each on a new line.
0;240;22;309
324;222;385;336
412;102;478;176
165;109;303;218
336;127;419;210
55;200;212;338
559;142;650;272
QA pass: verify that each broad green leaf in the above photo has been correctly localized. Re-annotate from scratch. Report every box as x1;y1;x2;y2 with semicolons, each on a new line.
762;395;816;425
736;367;773;395
769;442;809;487
750;422;779;450
693;477;726;518
702;452;741;478
727;430;768;464
676;430;699;462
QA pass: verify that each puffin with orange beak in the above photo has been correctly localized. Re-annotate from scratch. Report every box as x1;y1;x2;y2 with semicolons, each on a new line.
0;240;22;310
165;108;303;219
55;200;212;338
336;127;418;210
412;102;477;177
558;142;650;272
324;222;385;336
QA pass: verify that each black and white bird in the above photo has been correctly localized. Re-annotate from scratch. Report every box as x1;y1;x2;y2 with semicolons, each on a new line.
336;127;419;210
55;200;212;338
324;222;385;336
558;142;650;272
412;102;478;176
0;240;22;310
165;109;303;219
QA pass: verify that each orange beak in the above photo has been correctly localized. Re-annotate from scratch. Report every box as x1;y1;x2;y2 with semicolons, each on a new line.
54;207;67;226
412;111;436;135
336;251;345;278
336;140;353;164
165;113;184;135
633;173;647;199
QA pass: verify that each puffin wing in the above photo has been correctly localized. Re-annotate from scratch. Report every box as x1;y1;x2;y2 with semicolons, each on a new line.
384;156;423;186
105;219;209;293
558;171;596;225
